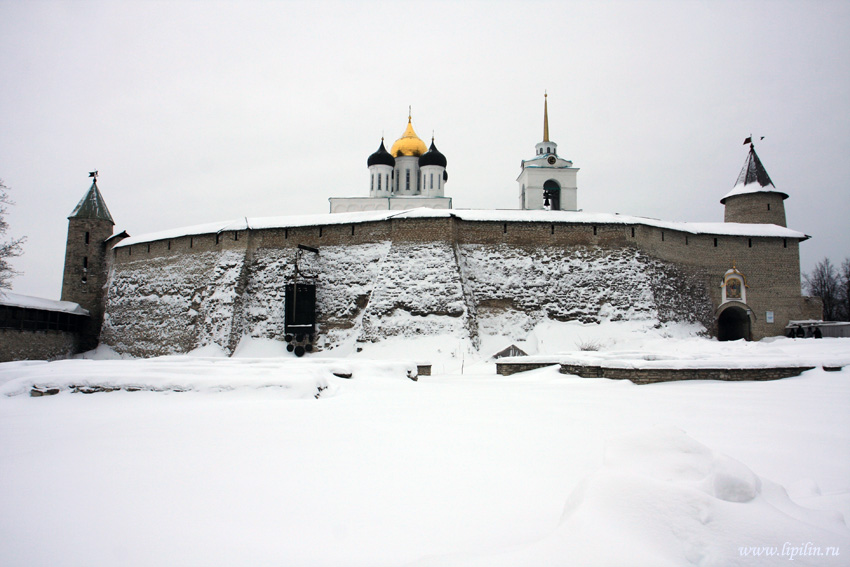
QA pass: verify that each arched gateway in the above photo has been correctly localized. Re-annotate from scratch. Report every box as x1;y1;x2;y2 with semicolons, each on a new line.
717;305;752;341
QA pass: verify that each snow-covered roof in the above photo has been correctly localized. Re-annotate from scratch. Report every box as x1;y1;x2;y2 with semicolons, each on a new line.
721;182;788;202
69;181;115;224
0;291;90;315
521;155;575;168
720;144;788;203
115;208;809;248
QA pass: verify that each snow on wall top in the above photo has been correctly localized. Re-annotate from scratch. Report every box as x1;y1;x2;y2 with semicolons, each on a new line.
115;208;808;248
0;291;90;315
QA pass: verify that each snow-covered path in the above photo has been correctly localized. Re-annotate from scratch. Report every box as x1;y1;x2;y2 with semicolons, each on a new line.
1;338;849;566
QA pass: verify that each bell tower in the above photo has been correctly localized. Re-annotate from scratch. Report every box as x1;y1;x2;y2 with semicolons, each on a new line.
517;93;579;211
61;171;115;349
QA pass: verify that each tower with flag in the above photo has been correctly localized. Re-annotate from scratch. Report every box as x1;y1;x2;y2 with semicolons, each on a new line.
721;139;788;227
61;172;120;348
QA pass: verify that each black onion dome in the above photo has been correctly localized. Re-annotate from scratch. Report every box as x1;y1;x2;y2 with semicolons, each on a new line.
367;140;395;167
419;140;447;168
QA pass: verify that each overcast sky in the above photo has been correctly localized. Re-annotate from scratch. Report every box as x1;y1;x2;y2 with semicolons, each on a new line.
2;0;848;300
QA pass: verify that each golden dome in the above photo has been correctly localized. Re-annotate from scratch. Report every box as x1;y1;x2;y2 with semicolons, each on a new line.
390;116;428;157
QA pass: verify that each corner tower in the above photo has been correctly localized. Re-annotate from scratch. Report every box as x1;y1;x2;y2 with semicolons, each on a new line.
517;93;579;211
721;141;788;227
61;172;115;348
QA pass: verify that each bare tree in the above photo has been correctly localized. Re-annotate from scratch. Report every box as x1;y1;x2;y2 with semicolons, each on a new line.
0;180;26;290
804;258;840;321
840;258;850;321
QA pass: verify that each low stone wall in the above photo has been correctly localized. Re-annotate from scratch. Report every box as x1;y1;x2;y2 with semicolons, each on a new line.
497;361;827;383
496;361;559;375
0;329;80;362
559;363;818;384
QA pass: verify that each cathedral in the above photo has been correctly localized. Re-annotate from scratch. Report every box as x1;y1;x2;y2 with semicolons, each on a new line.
329;109;451;213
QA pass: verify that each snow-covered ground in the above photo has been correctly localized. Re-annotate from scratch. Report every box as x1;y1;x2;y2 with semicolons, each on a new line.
1;325;849;566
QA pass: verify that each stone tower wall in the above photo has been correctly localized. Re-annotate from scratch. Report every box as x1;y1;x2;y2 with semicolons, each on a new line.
630;224;819;337
61;217;114;349
723;192;787;227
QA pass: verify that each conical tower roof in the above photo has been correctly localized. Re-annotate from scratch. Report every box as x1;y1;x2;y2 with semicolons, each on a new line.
721;143;788;204
69;180;114;224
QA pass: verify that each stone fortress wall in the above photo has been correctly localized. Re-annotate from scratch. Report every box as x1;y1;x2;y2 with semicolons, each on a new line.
0;328;81;362
99;213;820;357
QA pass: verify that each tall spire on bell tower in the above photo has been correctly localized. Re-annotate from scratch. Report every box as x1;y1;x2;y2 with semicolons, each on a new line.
533;91;558;157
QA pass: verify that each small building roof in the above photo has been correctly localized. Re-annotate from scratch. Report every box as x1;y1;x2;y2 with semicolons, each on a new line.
493;344;528;359
69;181;115;224
721;144;788;203
0;291;90;315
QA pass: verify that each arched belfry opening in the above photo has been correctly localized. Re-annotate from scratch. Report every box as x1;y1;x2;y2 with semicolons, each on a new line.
717;305;751;341
543;179;561;210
